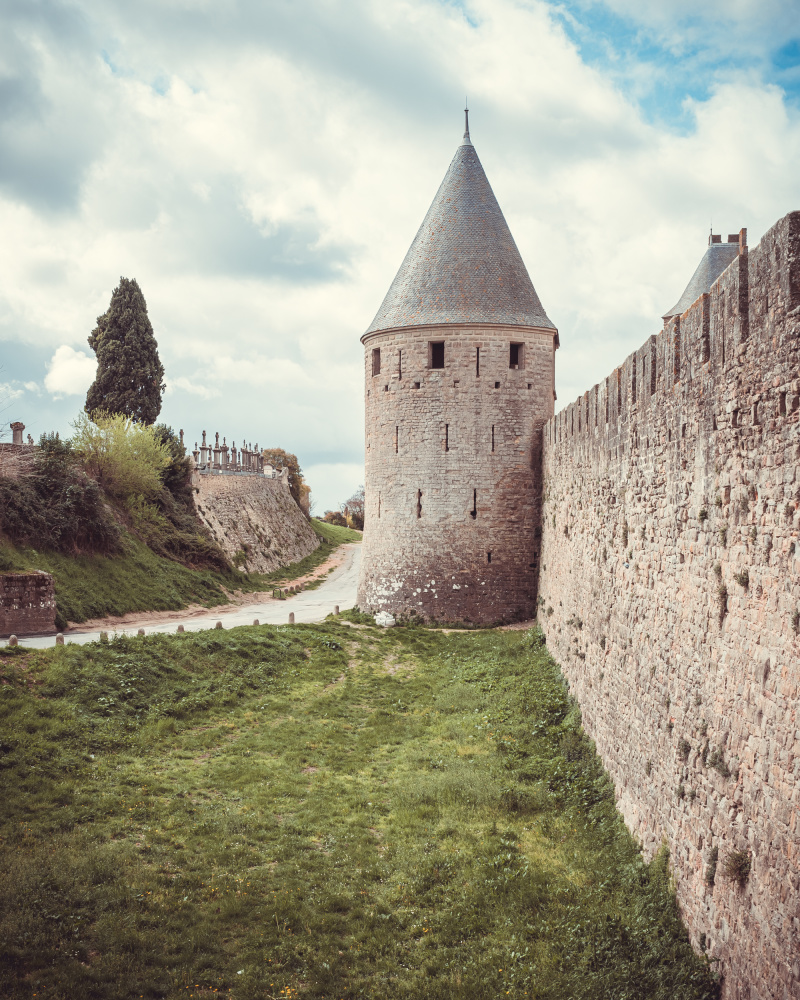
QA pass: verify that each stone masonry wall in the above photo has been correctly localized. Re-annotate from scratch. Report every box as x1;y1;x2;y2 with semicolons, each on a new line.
538;211;800;999
358;322;556;623
0;572;56;637
193;474;319;574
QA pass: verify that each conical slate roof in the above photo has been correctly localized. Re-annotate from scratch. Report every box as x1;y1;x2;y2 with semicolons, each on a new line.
663;237;740;320
365;123;555;335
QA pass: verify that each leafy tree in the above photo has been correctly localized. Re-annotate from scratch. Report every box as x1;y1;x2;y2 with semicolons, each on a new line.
85;277;165;424
342;485;365;531
322;510;348;527
261;448;310;513
71;411;171;503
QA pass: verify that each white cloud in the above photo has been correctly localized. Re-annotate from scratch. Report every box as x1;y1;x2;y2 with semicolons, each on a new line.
0;0;798;457
166;376;220;399
44;346;96;399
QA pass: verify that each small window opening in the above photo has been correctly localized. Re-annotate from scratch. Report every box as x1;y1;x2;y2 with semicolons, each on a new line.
509;343;522;368
398;348;402;380
487;551;492;564
430;341;445;369
384;384;389;392
372;347;381;376
395;426;398;454
732;409;738;427
378;493;381;518
476;347;480;377
681;423;687;438
712;413;717;430
470;489;477;520
491;425;495;452
779;391;787;416
494;381;500;389
445;424;449;452
413;381;420;389
416;490;422;518
527;382;532;389
453;379;459;387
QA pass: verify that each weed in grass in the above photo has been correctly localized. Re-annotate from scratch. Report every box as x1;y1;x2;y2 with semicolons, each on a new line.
0;624;718;1000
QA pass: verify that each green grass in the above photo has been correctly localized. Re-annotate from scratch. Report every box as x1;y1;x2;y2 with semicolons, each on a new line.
0;625;717;1000
0;521;360;628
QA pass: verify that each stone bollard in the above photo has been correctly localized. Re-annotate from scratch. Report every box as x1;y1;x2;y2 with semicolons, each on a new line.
56;633;64;645
289;612;295;624
177;624;184;633
334;605;339;615
137;628;145;636
99;631;108;642
215;621;223;629
8;635;18;647
253;619;259;626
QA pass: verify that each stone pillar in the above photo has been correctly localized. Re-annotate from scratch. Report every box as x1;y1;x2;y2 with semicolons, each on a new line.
10;422;24;446
213;432;220;470
222;437;229;469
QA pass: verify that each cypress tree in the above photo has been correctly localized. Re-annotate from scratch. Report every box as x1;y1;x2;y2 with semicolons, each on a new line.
85;277;165;424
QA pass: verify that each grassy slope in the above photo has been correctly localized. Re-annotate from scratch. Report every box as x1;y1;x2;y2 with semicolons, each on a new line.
0;624;717;1000
0;520;361;628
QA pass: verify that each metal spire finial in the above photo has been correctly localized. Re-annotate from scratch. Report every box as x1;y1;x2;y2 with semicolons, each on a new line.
463;98;471;145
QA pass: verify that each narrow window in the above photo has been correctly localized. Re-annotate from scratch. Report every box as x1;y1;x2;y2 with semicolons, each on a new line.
378;493;381;518
779;391;787;416
395;426;398;453
398;348;402;380
487;552;492;563
509;343;522;368
470;489;477;520
445;424;449;451
494;381;500;389
527;382;532;389
384;384;389;392
413;381;420;389
476;347;480;377
372;347;381;376
491;425;495;452
430;341;445;369
416;490;422;518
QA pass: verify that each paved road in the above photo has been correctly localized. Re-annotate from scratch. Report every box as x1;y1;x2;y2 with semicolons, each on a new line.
3;544;362;650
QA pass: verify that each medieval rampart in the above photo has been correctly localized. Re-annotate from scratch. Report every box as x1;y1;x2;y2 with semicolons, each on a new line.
193;471;319;574
538;211;800;998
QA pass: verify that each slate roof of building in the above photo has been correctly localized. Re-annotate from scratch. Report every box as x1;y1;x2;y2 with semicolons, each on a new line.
663;239;740;320
365;125;555;335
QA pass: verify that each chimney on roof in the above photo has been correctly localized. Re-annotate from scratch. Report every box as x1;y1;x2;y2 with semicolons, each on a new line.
710;234;722;244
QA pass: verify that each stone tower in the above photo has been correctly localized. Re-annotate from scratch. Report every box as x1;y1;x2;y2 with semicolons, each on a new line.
357;114;558;624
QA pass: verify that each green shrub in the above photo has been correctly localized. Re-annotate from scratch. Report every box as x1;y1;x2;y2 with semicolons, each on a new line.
72;411;170;502
0;434;119;554
721;850;751;885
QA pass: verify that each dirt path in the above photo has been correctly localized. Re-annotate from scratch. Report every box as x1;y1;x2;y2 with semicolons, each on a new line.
65;542;355;635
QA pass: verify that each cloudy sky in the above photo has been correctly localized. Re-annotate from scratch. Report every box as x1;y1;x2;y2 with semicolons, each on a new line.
1;0;799;513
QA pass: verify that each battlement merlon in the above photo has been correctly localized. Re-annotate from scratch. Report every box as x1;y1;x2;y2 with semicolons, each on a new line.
547;210;799;443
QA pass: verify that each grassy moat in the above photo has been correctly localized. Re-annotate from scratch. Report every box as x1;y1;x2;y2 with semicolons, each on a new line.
0;620;718;999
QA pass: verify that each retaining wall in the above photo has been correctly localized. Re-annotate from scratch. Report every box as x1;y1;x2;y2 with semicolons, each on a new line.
538;211;800;998
193;474;319;574
0;572;57;637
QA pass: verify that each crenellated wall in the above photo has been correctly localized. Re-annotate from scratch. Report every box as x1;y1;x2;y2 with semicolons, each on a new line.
539;211;800;999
